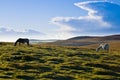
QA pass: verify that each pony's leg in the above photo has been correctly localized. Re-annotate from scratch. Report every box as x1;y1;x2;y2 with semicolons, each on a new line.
27;42;29;46
26;40;30;46
107;49;109;53
96;46;102;52
19;42;21;46
96;48;98;52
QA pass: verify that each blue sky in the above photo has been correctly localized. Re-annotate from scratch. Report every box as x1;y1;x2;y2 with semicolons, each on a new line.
0;0;120;41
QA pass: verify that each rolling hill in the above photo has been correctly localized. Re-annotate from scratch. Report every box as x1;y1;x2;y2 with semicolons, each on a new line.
47;34;120;46
68;35;120;40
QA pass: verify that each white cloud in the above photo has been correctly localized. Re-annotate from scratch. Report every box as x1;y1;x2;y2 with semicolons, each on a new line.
51;17;76;31
74;1;98;17
0;27;45;35
0;27;46;41
51;1;120;37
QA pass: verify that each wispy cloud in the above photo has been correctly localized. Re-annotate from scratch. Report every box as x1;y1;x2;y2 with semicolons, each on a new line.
0;27;46;41
51;1;120;36
0;27;45;35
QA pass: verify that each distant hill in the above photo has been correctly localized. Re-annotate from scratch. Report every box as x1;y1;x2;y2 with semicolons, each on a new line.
68;36;97;40
48;34;120;46
101;35;120;40
68;34;120;40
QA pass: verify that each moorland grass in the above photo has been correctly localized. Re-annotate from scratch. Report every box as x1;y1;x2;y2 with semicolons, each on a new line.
0;42;120;80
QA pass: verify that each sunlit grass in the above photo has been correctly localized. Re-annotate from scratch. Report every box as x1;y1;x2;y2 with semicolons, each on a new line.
0;42;120;80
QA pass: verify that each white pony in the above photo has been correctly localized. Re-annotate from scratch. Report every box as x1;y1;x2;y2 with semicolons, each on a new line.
96;43;109;52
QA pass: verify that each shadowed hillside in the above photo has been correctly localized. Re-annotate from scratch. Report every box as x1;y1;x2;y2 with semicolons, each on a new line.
68;35;120;40
47;34;120;46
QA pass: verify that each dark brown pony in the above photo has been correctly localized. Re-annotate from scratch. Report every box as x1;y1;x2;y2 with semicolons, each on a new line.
14;38;29;46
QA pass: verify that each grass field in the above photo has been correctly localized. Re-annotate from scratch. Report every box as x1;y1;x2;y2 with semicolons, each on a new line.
0;42;120;80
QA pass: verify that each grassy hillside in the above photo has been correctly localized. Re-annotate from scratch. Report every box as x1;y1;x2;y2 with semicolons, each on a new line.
68;35;120;40
48;35;120;46
0;42;120;80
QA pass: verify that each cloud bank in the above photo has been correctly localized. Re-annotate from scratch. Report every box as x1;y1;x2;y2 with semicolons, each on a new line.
0;27;45;35
0;27;45;41
51;1;120;36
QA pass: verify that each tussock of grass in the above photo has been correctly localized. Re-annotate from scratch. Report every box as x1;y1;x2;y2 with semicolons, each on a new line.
85;62;120;72
40;72;75;80
0;75;12;79
16;75;35;80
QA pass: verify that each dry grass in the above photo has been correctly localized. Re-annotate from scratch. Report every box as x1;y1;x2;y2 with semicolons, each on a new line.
79;40;120;53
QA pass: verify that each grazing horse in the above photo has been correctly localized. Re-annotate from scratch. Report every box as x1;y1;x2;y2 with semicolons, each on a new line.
96;43;109;52
14;38;29;46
